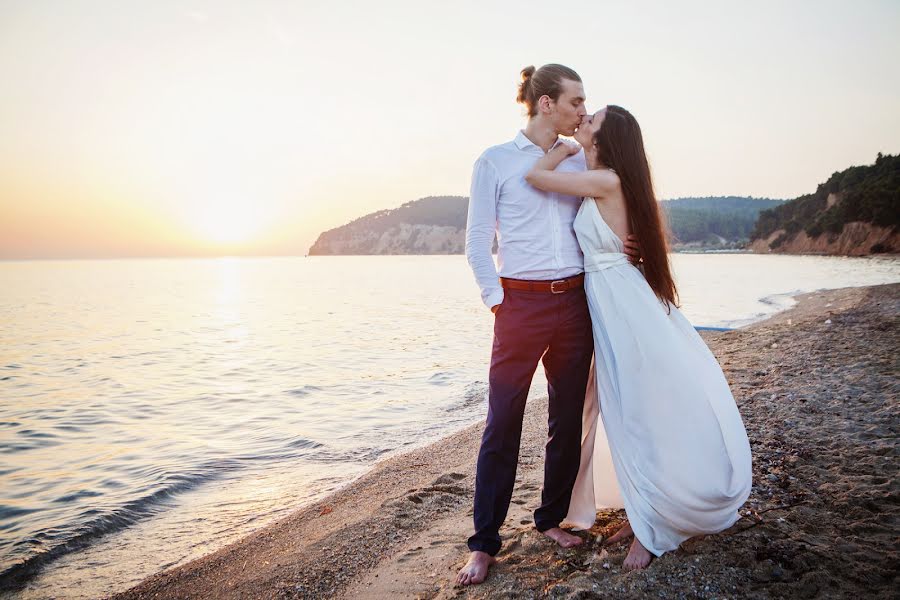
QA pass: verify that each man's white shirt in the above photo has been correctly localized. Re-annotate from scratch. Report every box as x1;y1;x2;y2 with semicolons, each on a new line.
465;130;586;310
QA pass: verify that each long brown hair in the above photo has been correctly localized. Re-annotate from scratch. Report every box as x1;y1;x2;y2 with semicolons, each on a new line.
593;105;678;308
516;64;581;117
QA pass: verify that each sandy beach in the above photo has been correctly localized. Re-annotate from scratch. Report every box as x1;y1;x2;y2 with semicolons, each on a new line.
110;283;898;600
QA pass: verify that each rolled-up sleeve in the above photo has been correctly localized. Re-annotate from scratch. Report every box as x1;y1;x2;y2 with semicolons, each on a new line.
465;155;504;310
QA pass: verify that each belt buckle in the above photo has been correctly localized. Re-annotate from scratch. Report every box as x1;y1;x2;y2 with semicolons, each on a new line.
550;279;567;294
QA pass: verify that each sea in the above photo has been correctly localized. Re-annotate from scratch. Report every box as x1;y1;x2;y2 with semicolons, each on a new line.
1;254;898;598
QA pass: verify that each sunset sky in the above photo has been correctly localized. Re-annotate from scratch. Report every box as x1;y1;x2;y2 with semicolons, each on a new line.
1;0;898;259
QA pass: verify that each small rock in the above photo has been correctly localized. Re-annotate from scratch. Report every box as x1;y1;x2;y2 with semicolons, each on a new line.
548;584;572;597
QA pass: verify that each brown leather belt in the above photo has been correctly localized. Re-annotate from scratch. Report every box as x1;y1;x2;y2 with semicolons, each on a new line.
499;273;585;294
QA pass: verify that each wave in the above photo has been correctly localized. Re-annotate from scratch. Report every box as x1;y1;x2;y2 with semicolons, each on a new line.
443;381;488;413
0;459;243;591
427;372;453;385
758;290;801;310
713;290;802;329
0;434;320;592
285;385;324;397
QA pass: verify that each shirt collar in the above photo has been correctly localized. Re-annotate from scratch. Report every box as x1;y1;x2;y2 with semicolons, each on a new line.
514;130;563;152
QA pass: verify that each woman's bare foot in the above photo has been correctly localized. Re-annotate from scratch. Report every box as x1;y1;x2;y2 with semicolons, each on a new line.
456;551;496;586
622;537;653;571
604;521;634;546
542;527;584;548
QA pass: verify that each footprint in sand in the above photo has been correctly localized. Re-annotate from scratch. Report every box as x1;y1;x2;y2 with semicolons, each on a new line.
432;472;467;485
396;545;426;563
404;480;470;506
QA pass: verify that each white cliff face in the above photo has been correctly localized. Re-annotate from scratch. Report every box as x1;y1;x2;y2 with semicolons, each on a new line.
307;195;470;255
369;224;464;254
309;224;465;255
749;222;899;256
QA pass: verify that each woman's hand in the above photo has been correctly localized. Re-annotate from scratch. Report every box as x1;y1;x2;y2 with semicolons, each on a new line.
552;141;581;157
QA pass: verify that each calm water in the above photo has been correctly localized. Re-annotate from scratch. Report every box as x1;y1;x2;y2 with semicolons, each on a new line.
1;254;898;598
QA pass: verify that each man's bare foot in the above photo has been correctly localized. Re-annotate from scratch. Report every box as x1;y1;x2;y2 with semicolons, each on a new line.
542;527;584;548
622;537;653;571
456;551;496;586
604;521;634;546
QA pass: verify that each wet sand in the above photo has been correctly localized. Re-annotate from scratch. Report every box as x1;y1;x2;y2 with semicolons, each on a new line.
111;283;899;599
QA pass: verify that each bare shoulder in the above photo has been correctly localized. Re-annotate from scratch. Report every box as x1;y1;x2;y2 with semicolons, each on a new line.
590;169;621;198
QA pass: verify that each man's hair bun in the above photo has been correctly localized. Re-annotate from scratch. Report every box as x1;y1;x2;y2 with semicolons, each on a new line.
516;65;536;106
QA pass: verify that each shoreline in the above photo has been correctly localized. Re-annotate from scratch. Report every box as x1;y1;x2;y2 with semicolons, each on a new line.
108;282;899;599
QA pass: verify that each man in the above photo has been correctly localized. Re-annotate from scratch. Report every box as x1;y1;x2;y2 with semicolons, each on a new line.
457;64;639;586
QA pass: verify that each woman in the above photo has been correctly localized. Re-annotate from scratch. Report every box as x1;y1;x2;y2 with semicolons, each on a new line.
525;106;753;570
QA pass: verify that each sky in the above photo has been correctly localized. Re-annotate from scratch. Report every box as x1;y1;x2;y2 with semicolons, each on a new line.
1;0;898;259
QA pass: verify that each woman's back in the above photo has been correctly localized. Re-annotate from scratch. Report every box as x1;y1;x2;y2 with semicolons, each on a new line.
591;178;631;244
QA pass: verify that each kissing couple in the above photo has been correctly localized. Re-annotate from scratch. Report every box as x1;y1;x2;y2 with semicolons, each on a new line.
457;63;753;585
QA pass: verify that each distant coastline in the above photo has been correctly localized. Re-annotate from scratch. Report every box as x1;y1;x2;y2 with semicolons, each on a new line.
308;196;783;256
309;154;898;258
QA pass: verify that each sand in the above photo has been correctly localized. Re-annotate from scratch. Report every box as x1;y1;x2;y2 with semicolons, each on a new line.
110;283;899;600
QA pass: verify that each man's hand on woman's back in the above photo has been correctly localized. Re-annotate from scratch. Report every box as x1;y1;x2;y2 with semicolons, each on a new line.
624;234;642;265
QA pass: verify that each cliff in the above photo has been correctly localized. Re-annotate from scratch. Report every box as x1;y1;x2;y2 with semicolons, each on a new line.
748;221;900;255
308;196;468;255
750;153;899;255
310;223;465;255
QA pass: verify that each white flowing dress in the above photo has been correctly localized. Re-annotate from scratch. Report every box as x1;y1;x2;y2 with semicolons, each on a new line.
564;197;753;557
